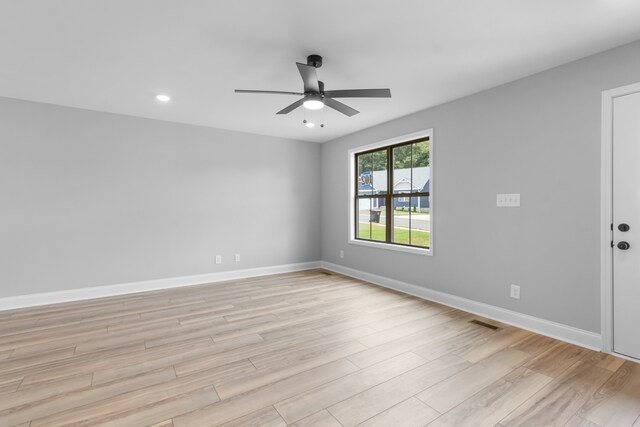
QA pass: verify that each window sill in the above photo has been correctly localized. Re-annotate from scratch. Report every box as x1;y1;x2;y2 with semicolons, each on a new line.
348;238;432;256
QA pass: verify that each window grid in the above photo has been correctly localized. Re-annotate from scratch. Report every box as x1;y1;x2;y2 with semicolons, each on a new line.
354;136;430;249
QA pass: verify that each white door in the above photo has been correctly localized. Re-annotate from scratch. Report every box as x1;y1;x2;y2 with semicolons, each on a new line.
613;90;640;360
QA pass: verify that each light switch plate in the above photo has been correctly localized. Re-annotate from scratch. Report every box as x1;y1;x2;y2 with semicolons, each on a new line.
497;193;521;207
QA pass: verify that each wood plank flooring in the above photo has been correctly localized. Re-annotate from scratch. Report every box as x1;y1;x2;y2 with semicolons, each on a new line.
0;269;638;426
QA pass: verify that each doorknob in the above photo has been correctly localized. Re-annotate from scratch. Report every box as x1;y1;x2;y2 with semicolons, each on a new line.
617;241;631;250
618;223;630;232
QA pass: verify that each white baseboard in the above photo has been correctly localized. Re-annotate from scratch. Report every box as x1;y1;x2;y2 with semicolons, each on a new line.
0;261;322;312
321;261;602;351
0;259;603;352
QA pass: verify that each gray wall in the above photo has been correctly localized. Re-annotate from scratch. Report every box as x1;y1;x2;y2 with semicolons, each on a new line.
321;40;640;334
0;97;321;298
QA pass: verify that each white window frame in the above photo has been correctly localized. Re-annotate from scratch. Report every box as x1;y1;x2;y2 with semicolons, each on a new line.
348;129;434;256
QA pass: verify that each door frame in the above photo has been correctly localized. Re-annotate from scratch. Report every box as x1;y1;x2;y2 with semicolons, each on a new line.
600;82;640;356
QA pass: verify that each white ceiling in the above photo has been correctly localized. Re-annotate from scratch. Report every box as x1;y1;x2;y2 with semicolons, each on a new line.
1;1;640;143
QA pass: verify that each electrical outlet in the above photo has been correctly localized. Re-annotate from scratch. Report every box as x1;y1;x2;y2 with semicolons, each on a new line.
215;255;222;264
510;284;521;300
340;250;344;259
234;254;240;262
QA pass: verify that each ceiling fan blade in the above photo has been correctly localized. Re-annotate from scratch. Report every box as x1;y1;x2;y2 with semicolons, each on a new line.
276;98;305;115
296;63;320;93
323;89;391;98
235;89;304;96
324;98;359;117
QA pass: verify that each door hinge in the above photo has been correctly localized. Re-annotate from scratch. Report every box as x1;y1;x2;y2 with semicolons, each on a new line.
611;240;614;248
611;223;614;231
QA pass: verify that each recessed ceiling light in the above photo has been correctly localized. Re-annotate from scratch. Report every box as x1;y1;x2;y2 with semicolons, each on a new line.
156;94;171;102
303;120;315;128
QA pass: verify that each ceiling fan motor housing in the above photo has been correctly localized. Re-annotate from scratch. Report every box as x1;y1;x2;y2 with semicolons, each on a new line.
307;54;322;68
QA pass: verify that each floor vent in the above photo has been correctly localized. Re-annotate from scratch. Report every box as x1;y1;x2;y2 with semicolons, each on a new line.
469;319;500;330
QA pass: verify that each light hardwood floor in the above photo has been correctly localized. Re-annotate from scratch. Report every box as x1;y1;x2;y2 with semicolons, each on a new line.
0;269;638;427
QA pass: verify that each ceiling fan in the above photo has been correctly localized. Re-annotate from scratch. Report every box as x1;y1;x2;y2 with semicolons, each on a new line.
235;55;391;117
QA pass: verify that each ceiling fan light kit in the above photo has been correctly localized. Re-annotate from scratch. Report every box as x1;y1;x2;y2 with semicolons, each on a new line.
303;93;324;110
235;54;391;120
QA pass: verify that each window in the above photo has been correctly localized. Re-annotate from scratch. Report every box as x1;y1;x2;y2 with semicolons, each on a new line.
350;131;432;254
